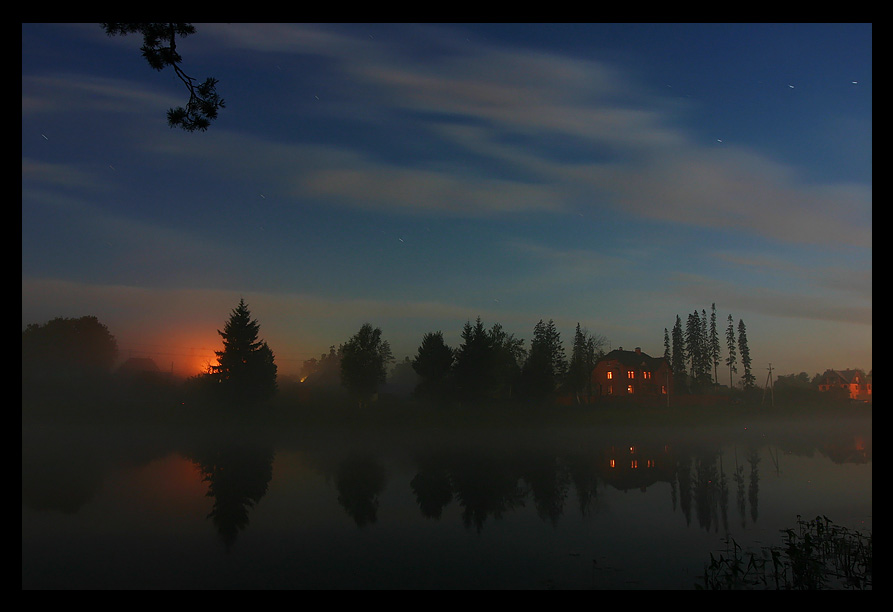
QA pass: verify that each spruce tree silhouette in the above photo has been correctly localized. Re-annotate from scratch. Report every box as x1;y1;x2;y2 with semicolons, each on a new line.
209;299;277;407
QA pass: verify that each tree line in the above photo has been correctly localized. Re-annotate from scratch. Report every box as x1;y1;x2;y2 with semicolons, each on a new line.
22;298;760;413
663;303;755;394
300;316;608;407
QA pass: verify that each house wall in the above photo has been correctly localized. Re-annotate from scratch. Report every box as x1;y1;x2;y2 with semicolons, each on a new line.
591;359;672;397
818;370;872;401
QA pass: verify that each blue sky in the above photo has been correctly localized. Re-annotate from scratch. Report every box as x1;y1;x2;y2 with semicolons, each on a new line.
22;23;871;380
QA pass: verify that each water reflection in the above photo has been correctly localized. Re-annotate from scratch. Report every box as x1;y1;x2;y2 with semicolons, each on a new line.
22;411;871;588
334;453;387;527
190;443;274;550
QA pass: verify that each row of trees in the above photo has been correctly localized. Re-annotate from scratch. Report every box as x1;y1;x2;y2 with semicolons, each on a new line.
663;303;755;393
22;299;757;412
301;317;608;407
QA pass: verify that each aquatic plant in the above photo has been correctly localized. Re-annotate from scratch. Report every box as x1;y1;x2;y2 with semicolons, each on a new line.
698;515;871;590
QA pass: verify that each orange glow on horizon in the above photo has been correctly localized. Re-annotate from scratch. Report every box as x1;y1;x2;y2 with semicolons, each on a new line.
119;329;219;379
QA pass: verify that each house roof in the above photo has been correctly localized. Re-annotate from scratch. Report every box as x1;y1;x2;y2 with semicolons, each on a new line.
821;368;868;384
597;348;666;370
118;357;160;372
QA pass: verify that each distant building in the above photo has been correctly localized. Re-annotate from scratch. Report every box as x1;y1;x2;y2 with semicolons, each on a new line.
817;369;871;401
117;357;172;385
591;347;673;400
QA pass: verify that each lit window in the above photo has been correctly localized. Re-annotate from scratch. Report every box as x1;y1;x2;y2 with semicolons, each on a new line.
631;459;638;469
643;371;651;379
627;370;635;378
607;371;613;380
627;384;634;394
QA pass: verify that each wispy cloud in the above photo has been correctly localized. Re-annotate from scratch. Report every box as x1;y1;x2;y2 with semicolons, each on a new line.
671;272;871;326
189;24;872;250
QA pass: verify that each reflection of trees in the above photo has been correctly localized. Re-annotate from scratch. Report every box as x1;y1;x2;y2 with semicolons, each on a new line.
692;454;723;532
446;451;526;533
518;451;571;526
748;448;760;524
404;441;755;534
335;454;387;527
732;446;747;530
195;443;274;551
410;455;453;520
564;452;601;517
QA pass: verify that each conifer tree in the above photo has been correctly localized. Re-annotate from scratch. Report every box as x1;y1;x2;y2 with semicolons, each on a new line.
725;314;738;388
412;331;454;399
101;23;225;131
685;311;702;383
737;319;755;390
709;303;721;384
568;323;605;403
671;315;687;391
453;317;495;402
210;299;277;404
521;319;566;401
488;322;526;400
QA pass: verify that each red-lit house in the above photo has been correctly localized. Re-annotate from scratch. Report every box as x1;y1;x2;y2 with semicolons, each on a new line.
591;347;673;400
817;369;871;401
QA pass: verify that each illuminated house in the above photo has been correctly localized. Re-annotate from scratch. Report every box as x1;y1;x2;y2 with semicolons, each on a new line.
591;347;673;399
817;369;871;401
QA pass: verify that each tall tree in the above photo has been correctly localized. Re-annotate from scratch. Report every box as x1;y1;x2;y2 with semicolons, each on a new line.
568;323;606;403
101;23;225;132
453;318;495;402
339;323;394;407
521;319;567;401
209;299;277;404
709;303;721;384
725;314;738;388
737;319;755;390
663;328;671;362
671;315;687;392
452;318;526;403
699;309;707;381
22;315;118;386
412;331;455;399
487;322;526;400
685;311;702;384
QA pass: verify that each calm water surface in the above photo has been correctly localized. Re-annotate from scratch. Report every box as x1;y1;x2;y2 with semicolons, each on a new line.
22;411;871;589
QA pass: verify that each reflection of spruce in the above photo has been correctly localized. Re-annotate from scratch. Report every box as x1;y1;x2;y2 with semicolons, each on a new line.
748;449;760;524
335;455;387;527
198;445;274;551
519;452;570;527
410;469;453;520
447;452;526;533
564;453;600;518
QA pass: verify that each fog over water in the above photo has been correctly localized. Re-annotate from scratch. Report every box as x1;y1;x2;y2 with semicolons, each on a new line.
22;395;871;589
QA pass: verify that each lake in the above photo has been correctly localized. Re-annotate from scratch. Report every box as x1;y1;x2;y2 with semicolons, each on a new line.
22;408;871;589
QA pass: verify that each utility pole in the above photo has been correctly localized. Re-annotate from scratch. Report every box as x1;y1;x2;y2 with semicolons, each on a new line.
762;363;774;407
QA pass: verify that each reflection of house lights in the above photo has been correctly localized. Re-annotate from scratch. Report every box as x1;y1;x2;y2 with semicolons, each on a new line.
609;459;616;468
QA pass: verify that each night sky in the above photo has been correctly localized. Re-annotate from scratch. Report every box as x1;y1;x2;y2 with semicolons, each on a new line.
22;23;871;380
